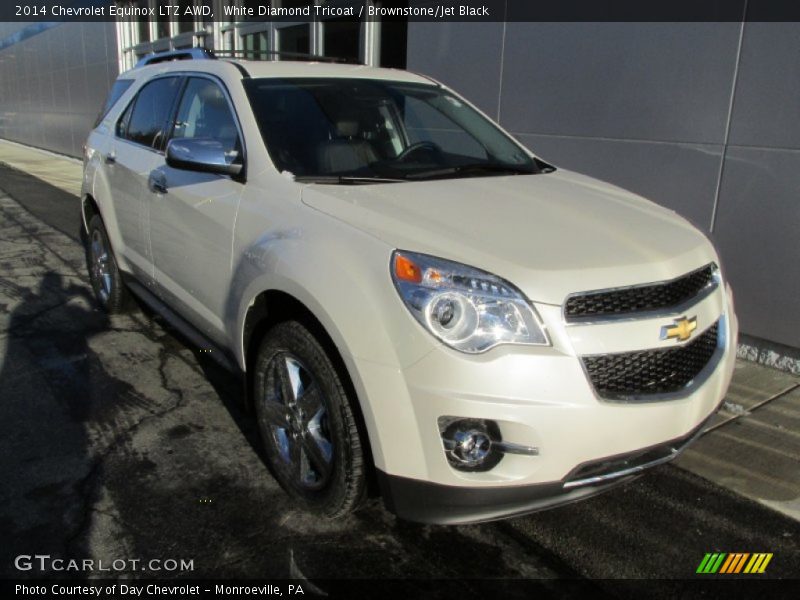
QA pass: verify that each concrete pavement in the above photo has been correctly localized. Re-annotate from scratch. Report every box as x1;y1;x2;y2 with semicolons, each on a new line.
0;138;82;197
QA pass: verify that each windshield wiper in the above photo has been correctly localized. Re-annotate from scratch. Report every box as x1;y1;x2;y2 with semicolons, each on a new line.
294;175;406;185
405;163;537;181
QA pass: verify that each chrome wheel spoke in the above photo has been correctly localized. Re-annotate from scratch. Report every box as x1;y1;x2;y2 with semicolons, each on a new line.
262;351;335;490
296;382;323;427
300;431;332;481
276;355;303;404
90;230;112;300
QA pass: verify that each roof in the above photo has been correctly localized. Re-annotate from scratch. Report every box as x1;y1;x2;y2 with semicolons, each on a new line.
127;57;436;86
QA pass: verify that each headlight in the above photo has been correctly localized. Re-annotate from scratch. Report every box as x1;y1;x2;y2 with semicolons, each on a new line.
391;251;549;353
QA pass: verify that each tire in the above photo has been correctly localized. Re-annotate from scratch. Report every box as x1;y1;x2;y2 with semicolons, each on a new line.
85;214;131;313
253;320;367;518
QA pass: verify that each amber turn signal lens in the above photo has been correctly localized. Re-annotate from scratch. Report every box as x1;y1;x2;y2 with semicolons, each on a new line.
394;254;422;283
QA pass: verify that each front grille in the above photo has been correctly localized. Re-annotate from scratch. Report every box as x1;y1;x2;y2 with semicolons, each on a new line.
565;264;716;321
582;321;719;399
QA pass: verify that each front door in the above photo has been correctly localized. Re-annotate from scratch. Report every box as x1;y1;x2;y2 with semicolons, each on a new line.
148;76;245;345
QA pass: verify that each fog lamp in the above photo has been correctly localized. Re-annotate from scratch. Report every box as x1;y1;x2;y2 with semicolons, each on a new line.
439;418;503;472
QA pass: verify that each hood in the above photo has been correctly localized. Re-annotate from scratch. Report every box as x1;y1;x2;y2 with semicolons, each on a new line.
301;169;717;305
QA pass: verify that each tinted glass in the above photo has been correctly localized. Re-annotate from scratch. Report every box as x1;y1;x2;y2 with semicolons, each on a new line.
95;79;133;127
125;77;181;149
242;31;268;59
116;101;134;138
277;25;310;59
243;78;536;179
170;78;241;158
323;19;360;63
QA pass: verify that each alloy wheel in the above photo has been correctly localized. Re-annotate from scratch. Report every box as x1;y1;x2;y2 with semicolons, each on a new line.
260;352;334;491
90;229;113;303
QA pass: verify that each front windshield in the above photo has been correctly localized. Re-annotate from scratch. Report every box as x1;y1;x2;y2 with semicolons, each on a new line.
243;77;539;181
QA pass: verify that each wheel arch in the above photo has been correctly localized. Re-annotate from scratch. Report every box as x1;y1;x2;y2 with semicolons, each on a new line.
241;288;380;496
81;193;101;241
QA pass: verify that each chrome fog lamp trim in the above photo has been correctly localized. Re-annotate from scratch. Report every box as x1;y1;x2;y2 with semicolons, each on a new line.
439;417;538;472
493;440;539;456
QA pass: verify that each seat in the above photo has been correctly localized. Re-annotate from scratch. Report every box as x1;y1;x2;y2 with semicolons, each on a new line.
317;119;377;174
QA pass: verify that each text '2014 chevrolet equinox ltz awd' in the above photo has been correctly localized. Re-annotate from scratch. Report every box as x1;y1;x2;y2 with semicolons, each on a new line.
81;50;737;524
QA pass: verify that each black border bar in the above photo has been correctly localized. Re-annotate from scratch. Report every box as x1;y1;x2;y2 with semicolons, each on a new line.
3;1;800;23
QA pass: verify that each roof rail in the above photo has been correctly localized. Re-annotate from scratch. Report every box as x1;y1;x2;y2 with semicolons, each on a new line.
213;49;360;64
134;47;361;69
135;47;216;68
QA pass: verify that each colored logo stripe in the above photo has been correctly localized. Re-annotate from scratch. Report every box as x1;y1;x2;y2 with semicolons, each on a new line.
720;553;749;573
697;552;773;574
697;553;726;574
744;553;773;574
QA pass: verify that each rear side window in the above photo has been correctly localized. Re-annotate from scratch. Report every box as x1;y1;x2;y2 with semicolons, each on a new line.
120;77;182;149
94;79;134;127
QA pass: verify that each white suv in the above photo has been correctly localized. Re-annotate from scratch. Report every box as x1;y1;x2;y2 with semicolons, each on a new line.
82;49;737;524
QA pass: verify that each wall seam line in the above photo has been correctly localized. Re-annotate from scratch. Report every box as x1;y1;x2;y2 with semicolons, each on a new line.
496;0;507;123
710;0;748;234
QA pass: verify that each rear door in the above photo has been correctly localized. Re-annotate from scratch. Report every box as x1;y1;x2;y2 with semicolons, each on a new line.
106;76;183;284
148;75;245;345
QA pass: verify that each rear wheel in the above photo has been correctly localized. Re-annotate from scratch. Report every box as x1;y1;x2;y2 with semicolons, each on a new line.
254;320;367;517
86;214;131;313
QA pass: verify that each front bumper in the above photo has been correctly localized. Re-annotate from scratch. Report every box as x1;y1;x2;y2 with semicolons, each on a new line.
354;285;738;524
377;414;713;524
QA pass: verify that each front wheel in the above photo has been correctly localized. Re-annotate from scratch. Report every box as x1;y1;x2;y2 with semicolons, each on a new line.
253;321;367;517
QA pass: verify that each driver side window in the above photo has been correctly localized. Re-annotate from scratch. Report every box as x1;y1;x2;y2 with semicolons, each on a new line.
169;77;242;163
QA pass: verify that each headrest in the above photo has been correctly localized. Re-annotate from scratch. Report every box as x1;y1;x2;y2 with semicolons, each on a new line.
335;120;359;137
199;84;226;107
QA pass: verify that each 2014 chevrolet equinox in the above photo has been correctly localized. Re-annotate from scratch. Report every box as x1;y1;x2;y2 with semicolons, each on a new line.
81;50;737;524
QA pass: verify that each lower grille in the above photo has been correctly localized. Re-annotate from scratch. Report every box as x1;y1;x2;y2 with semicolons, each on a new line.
582;321;719;400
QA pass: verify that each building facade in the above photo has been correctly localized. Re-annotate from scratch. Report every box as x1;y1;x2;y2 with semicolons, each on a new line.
406;20;800;360
0;6;797;361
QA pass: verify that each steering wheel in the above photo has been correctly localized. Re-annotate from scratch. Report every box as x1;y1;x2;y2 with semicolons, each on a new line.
396;140;442;161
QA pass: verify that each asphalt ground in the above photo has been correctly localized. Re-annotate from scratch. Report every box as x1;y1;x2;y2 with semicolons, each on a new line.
1;163;798;597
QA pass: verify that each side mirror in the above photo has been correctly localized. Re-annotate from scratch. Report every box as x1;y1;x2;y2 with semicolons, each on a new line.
166;138;243;177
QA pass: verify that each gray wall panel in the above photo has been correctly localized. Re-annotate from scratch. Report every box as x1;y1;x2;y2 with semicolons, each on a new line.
499;23;741;143
408;22;800;346
728;23;800;150
406;21;505;118
517;134;722;230
713;147;800;347
0;22;118;158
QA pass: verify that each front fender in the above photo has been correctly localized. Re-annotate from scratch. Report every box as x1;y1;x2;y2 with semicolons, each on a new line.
228;210;440;475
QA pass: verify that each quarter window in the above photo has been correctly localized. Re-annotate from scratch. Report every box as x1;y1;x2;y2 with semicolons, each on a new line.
122;77;182;149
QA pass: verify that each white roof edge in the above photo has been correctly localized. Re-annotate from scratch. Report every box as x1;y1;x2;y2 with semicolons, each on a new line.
121;59;435;85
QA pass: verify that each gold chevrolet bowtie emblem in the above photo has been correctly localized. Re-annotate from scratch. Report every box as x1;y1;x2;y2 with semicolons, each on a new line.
660;316;698;342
